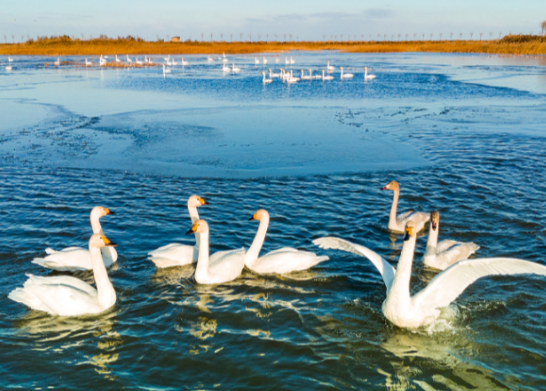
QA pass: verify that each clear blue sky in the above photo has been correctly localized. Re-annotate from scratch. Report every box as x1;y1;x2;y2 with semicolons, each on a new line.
2;0;545;42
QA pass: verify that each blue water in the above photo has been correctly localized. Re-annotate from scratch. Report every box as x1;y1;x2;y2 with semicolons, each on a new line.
1;52;546;390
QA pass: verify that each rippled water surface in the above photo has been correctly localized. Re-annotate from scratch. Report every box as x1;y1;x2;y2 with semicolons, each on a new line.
1;52;546;390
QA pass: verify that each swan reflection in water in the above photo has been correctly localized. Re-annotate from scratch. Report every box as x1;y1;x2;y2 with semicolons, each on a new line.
13;308;122;380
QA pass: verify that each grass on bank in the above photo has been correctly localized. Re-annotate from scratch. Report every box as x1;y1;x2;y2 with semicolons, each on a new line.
1;34;546;56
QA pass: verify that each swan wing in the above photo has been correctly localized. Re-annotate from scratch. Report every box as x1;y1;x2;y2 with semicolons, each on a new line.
313;237;395;293
148;243;197;266
413;258;546;310
208;248;246;282
250;248;329;275
32;248;92;271
397;211;430;230
8;274;101;316
434;241;480;270
436;240;460;254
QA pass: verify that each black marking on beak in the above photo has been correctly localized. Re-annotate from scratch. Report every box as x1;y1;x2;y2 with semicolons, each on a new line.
107;210;115;215
381;186;388;190
248;216;255;221
185;229;194;235
432;221;437;230
404;232;410;241
202;200;210;205
107;242;118;247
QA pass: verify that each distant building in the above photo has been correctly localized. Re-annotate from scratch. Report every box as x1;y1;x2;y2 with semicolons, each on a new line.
171;36;180;42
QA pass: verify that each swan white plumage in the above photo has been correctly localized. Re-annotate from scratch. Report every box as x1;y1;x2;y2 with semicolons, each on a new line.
300;69;311;80
100;55;107;66
116;55;121;63
126;55;132;64
8;56;13;62
148;195;208;268
364;66;376;81
245;210;328;274
326;61;334;71
290;57;295;64
254;56;260;65
286;70;299;83
181;57;189;66
275;56;279;63
5;64;12;71
382;180;430;233
262;72;272;84
263;56;268;64
268;69;280;78
54;58;61;66
232;63;240;73
186;219;245;284
340;67;353;80
32;207;117;271
222;63;230;72
163;64;171;74
424;211;480;270
322;69;333;81
85;58;92;67
9;234;118;317
314;221;546;329
310;69;321;80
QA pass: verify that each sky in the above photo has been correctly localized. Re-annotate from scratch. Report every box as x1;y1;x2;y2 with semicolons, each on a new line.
2;0;545;42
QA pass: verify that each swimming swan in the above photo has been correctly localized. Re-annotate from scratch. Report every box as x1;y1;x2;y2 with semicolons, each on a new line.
364;67;376;81
314;221;546;329
245;209;329;274
382;180;430;233
9;234;118;317
186;220;245;284
340;67;354;80
326;61;334;71
148;195;208;268
322;69;333;81
32;207;117;271
262;72;273;84
424;211;480;270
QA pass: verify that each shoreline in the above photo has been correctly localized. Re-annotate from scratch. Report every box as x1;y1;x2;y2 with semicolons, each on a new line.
1;39;546;56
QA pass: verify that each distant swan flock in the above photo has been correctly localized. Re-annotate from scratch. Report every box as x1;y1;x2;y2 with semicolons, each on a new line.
8;180;546;332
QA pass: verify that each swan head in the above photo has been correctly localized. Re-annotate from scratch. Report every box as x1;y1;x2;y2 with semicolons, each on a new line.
382;180;400;191
431;211;439;230
89;233;117;249
186;219;209;235
188;195;208;208
90;206;114;220
248;209;269;221
404;222;415;241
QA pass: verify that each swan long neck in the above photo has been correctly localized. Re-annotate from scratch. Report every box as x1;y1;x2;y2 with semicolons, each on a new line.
425;222;440;257
188;204;200;246
89;246;116;307
245;215;269;267
90;216;102;235
387;235;416;304
389;190;400;228
195;230;210;281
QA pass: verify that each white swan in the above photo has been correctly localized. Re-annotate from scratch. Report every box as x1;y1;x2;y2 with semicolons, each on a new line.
208;56;213;62
116;55;121;63
5;64;12;71
163;64;171;74
186;220;245;284
254;56;260;65
300;69;311;80
245;210;328;274
290;57;295;64
148;195;208;268
340;67;353;80
424;211;480;270
9;234;118;317
268;69;280;78
135;58;143;65
326;61;334;71
85;58;92;67
126;55;132;64
262;72;272;84
8;56;13;63
322;69;333;81
382;180;430;233
32;207;117;271
314;221;546;329
286;70;299;83
263;56;268;64
310;69;321;80
275;56;280;63
232;63;240;73
54;58;61;66
181;57;189;66
100;55;108;66
163;55;170;62
222;63;230;72
364;67;376;81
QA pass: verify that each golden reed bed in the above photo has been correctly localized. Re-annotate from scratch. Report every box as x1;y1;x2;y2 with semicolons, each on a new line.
1;35;545;56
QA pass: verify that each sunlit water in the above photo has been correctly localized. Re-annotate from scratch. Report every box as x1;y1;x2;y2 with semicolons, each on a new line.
1;52;546;390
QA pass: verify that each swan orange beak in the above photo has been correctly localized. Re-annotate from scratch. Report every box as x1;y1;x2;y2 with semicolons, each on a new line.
381;185;388;190
404;227;413;241
102;236;118;247
186;222;199;235
104;208;115;215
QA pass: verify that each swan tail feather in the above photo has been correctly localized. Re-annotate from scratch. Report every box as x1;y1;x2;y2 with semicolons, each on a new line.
148;256;192;269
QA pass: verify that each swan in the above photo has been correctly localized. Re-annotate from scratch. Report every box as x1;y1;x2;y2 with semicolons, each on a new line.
275;56;280;63
163;55;170;62
340;67;354;80
262;72;272;84
54;58;61;66
32;207;117;271
424;211;480;270
268;69;280;78
126;55;133;64
300;69;311;80
309;69;321;80
314;221;546;329
286;70;299;83
99;55;107;66
85;58;92;67
8;56;13;62
285;57;289;65
5;64;12;71
322;69;333;81
326;61;334;71
232;63;240;73
254;56;260;65
186;220;245;284
382;180;430;233
290;57;295;64
135;58;143;65
9;234;118;316
364;67;376;81
115;55;121;63
263;56;268;64
170;58;177;66
181;57;189;66
163;64;171;74
148;195;208;268
245;209;328;274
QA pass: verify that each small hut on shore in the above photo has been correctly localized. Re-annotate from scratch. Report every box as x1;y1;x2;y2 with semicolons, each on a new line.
171;36;180;42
